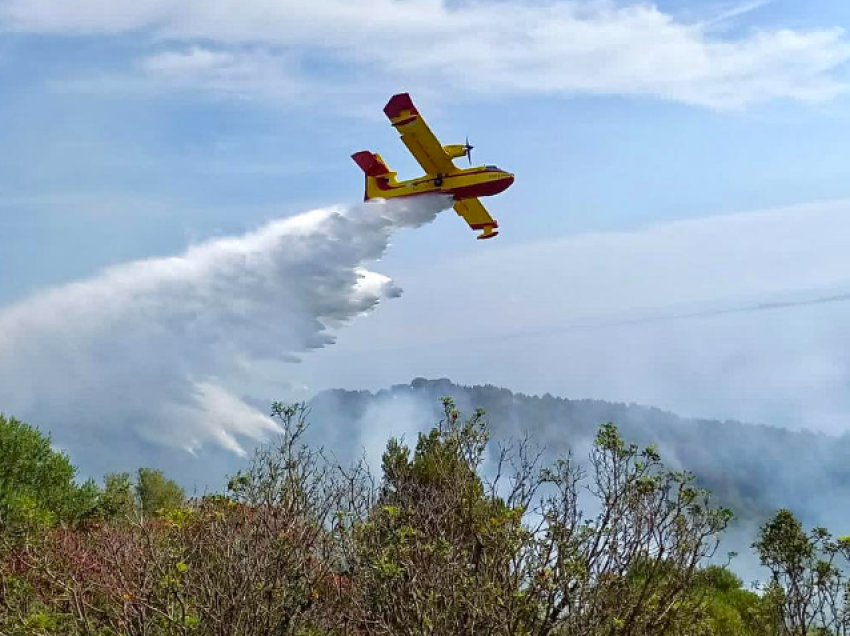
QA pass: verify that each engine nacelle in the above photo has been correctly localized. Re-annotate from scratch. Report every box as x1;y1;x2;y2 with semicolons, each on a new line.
443;144;468;160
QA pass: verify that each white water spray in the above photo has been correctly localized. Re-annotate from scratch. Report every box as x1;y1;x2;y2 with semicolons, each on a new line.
0;196;450;456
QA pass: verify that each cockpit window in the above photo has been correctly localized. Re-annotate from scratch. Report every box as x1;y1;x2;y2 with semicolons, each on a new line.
485;165;499;171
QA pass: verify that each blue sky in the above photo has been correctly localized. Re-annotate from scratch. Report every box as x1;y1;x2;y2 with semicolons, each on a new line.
2;0;850;294
3;0;850;479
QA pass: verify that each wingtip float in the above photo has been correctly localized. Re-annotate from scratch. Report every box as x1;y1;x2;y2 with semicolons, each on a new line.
352;93;514;241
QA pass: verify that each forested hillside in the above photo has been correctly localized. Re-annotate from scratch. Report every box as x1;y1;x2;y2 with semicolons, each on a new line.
309;378;850;527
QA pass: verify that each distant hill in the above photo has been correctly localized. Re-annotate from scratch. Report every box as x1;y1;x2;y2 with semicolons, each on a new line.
308;378;850;531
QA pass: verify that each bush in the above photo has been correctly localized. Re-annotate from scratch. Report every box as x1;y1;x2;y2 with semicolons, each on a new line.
2;401;798;636
0;414;98;532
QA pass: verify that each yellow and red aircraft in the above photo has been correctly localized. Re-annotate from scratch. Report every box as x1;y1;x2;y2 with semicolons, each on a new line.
352;93;514;240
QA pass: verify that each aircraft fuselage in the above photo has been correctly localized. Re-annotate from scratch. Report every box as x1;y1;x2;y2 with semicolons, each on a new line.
369;165;514;202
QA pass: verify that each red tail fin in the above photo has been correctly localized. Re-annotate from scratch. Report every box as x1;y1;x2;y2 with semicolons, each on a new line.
352;151;394;201
351;151;391;177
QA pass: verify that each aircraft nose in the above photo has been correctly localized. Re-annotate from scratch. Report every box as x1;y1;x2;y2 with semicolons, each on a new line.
496;174;515;193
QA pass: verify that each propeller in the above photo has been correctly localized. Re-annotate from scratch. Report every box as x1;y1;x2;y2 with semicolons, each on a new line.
464;136;474;165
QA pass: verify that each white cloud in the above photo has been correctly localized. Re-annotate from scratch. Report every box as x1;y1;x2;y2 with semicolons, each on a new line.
3;0;849;108
136;47;305;99
0;196;450;456
0;0;172;33
141;47;236;76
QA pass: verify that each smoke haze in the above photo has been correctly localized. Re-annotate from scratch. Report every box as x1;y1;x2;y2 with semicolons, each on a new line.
308;378;850;583
293;198;850;436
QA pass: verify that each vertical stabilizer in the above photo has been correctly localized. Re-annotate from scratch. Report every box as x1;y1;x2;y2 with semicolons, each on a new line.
351;151;396;200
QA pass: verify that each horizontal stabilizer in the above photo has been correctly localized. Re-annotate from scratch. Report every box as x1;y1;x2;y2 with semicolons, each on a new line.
351;151;392;177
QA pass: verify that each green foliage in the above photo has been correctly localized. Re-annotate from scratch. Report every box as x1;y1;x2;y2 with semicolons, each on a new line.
97;472;136;520
3;402;846;636
0;571;80;635
92;469;185;521
136;468;185;517
0;413;99;531
755;509;813;575
694;566;775;636
753;509;850;636
353;398;534;634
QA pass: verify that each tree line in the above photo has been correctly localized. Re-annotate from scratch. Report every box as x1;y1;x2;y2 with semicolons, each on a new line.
1;400;849;635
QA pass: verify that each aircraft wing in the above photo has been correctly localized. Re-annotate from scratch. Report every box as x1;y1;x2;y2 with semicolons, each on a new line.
454;198;499;240
384;93;457;175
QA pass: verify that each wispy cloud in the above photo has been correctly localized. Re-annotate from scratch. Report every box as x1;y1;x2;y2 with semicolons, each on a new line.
699;0;775;29
137;47;306;100
4;0;849;109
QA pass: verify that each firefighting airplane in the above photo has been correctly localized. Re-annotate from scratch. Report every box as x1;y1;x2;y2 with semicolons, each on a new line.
352;93;514;240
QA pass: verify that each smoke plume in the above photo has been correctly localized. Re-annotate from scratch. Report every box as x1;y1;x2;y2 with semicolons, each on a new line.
0;196;450;465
